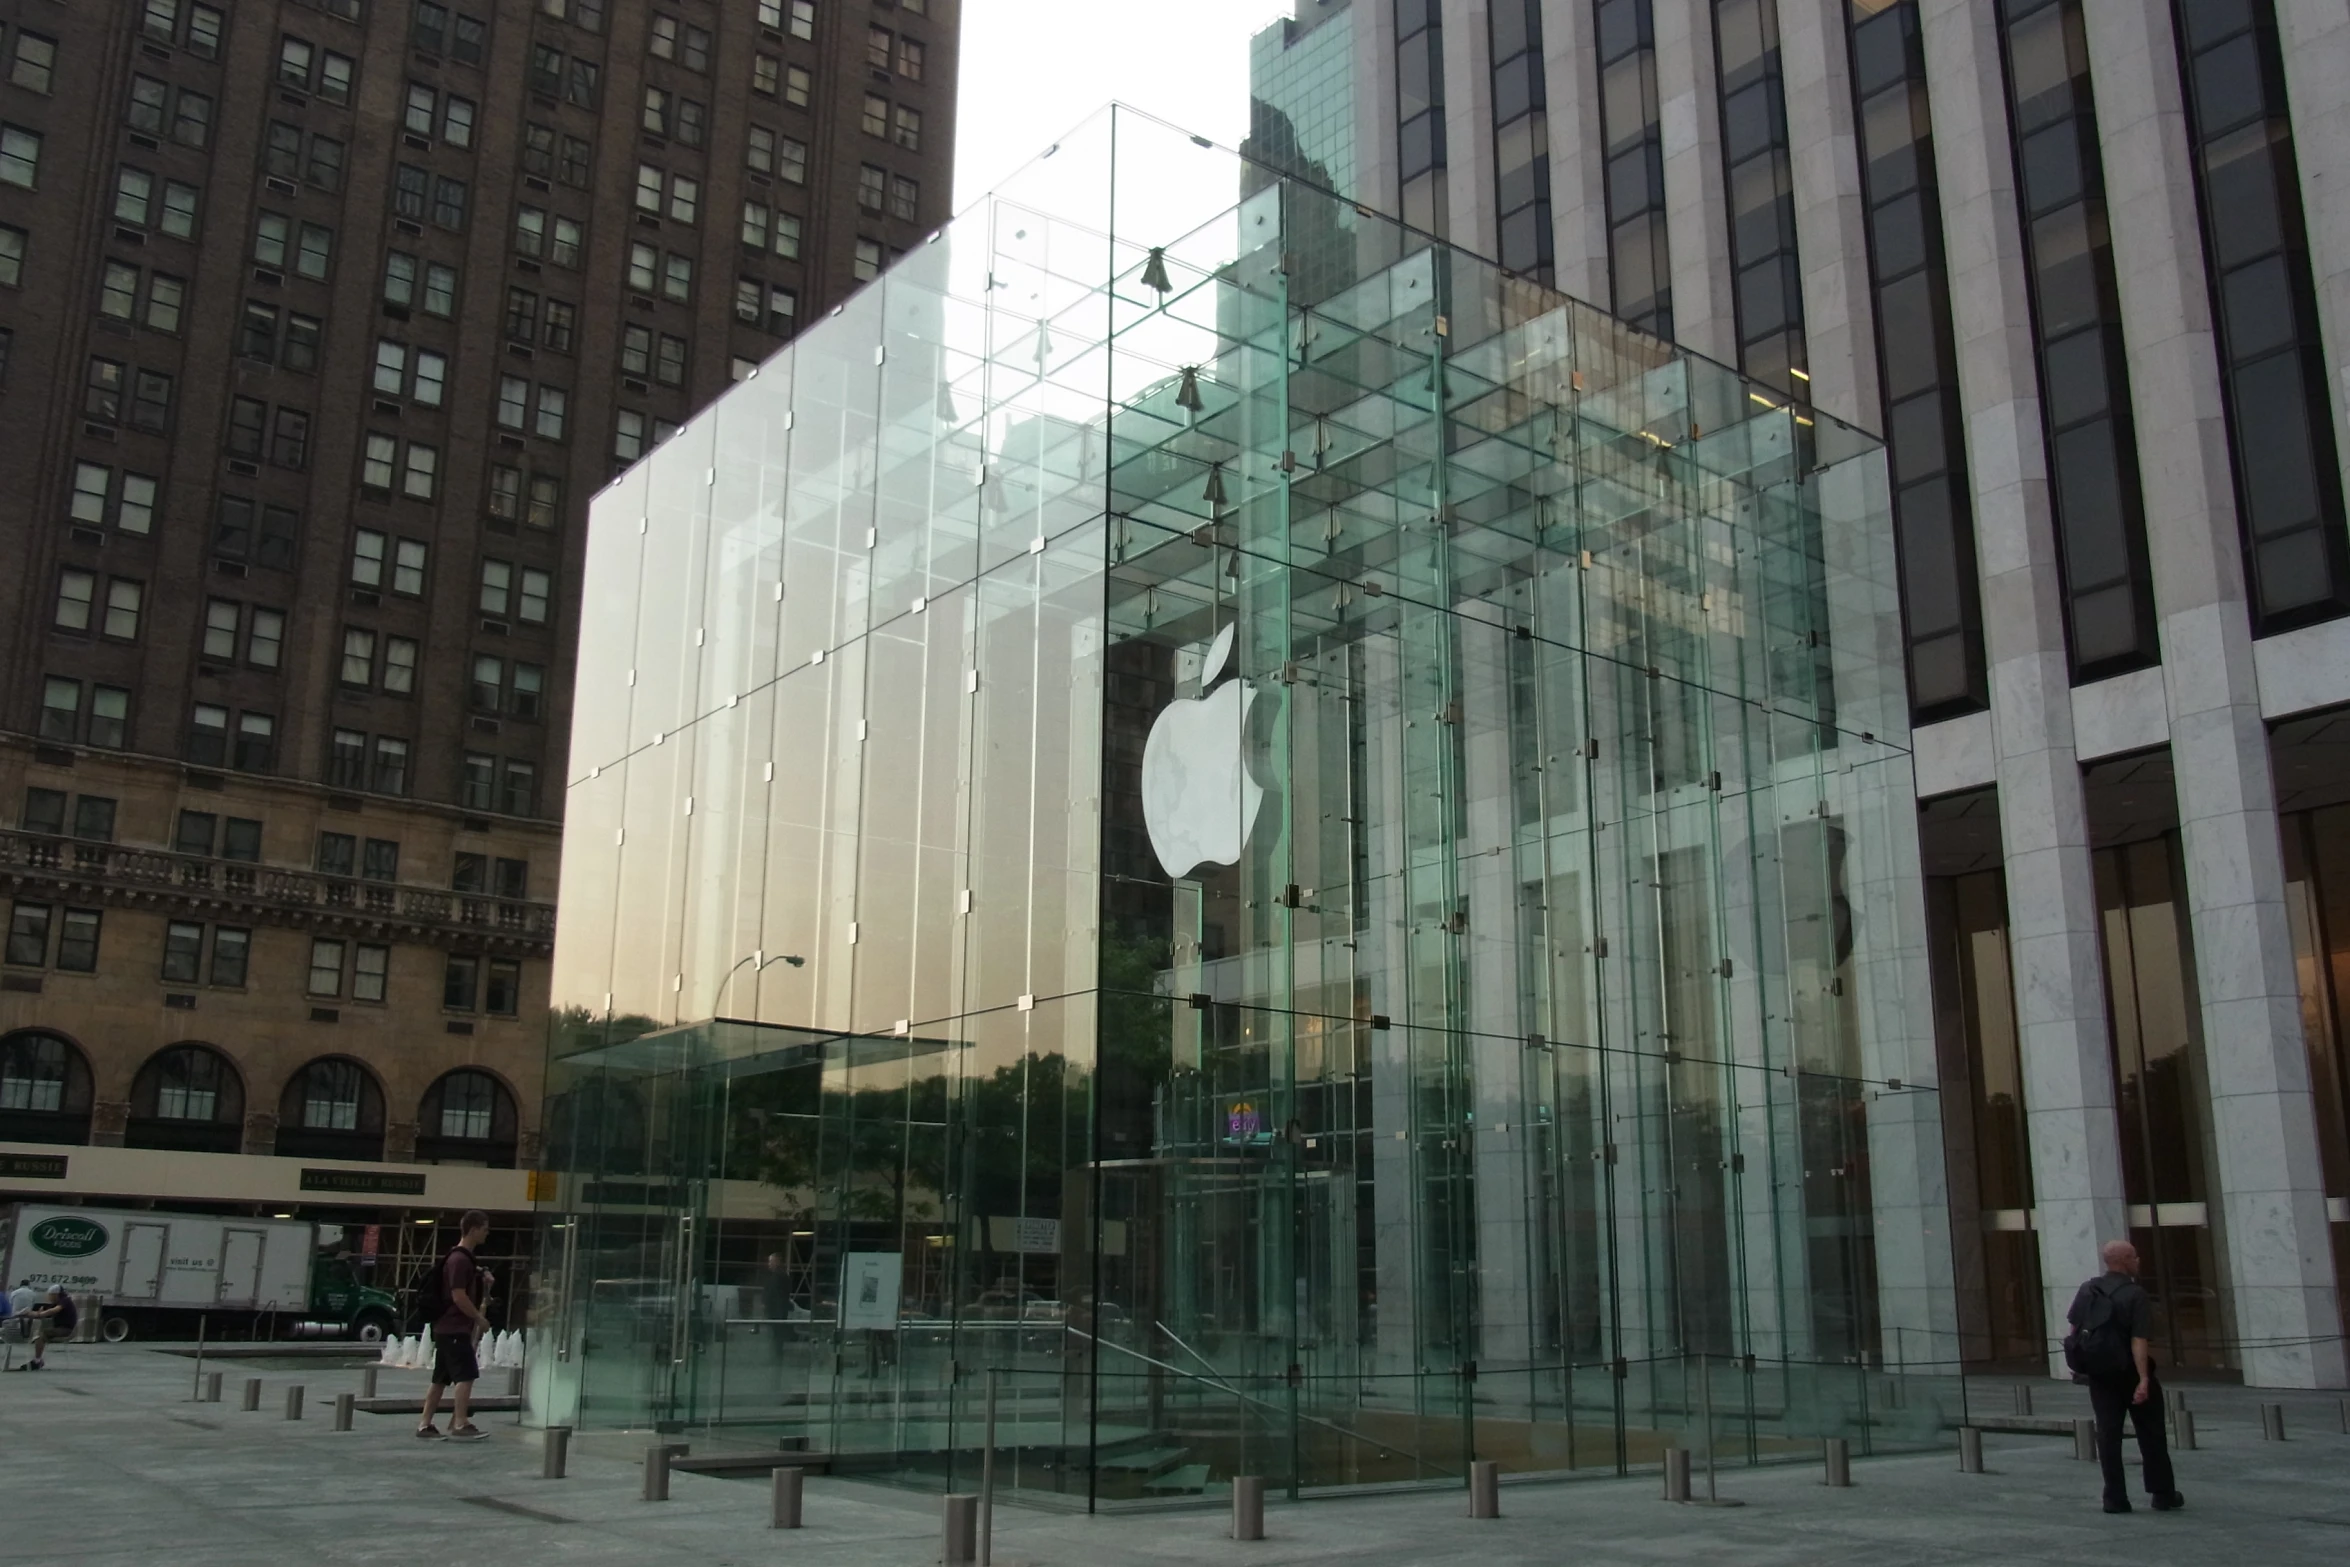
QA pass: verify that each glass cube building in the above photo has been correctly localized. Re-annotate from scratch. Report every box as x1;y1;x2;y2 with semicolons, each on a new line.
532;108;1958;1504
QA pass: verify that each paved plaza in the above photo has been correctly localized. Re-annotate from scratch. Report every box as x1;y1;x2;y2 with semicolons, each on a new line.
2;1345;2346;1566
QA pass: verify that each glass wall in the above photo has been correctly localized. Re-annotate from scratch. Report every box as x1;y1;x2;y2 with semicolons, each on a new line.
531;108;1956;1506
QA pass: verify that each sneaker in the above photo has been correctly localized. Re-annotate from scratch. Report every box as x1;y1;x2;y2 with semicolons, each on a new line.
448;1423;489;1442
415;1425;443;1440
2151;1492;2185;1512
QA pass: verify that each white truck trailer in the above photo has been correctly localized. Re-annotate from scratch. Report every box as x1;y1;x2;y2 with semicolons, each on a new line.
0;1204;396;1342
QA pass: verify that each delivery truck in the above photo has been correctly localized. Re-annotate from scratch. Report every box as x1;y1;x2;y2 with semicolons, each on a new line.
0;1203;399;1343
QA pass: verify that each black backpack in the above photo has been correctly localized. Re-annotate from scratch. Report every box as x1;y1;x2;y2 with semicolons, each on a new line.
2063;1278;2135;1380
408;1250;455;1328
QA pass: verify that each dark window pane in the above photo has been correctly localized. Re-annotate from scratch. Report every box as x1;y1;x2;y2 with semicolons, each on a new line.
1888;391;1953;486
2190;32;2268;136
2201;123;2286;270
2051;420;2133;588
1869;190;1929;279
2218;254;2295;360
2041;327;2111;428
2231;351;2321;537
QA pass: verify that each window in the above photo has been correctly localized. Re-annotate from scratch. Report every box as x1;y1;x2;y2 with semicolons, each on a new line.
88;687;127;749
0;224;22;288
543;299;576;353
460;752;495;810
227;395;266;458
859;163;887;212
512;663;545;720
404;82;436;137
628;242;657;292
670;175;699;224
203;599;238;660
308;136;345;191
855;239;884;281
443;953;479;1010
265;121;302;180
635;162;663;213
86;358;124;423
175;811;217;857
534;387;567;441
738;279;797;335
104;579;143;640
271;407;309;471
307;938;344;996
235;711;275;772
891;175;920;223
362;432;396;490
651;13;679;57
284;314;320;371
329;729;366;787
663;252;693;302
394;162;427;219
786;64;811;106
552;217;583;268
438;1070;499;1137
656;334;687;386
71;464;109;525
278;36;315;90
71;797;110;841
10;30;55;93
515;206;545;257
862;94;889;137
40;677;79;741
56;909;100;973
414;350;447;407
897;37;924;82
520;568;552;625
444;96;475;147
225;818;262;863
5;904;50;967
172;89;213;149
501;761;536;816
395;539;427;595
893;105;923;152
352;529;386;587
497;375;528;429
748;126;775;173
472;654;503;710
128;76;168;134
615;409;648;463
789;1;815;41
341;628;375;687
642;84;672;134
403;442;439;499
432;176;467;230
494;858;529;900
480;558;512;615
779;137;808;185
132;369;173;432
522;121;556;177
373;736;409;795
753;55;780;96
210;928;249;988
362;839;399;883
373;339;407;396
54;570;94;631
385;636;418;694
489;462;523;515
2;124;41;188
353;944;388;1002
249;608;284;668
21;790;66;836
868;26;892;70
163;922;204;983
485;960;521;1016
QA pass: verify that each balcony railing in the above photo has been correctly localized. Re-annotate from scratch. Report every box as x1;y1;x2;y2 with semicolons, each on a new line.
0;829;556;950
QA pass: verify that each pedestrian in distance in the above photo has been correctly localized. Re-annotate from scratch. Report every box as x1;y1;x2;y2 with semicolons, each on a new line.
2063;1239;2184;1515
6;1284;78;1371
415;1211;494;1442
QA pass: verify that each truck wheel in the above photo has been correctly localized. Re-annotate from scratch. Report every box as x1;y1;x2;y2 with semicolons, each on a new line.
101;1316;133;1344
352;1310;394;1344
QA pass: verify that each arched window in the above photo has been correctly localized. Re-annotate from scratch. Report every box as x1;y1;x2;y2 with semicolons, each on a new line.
127;1044;245;1154
0;1030;93;1145
274;1057;386;1161
416;1068;519;1167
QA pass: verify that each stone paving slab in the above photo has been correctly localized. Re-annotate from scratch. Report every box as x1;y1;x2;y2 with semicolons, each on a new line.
3;1347;2346;1567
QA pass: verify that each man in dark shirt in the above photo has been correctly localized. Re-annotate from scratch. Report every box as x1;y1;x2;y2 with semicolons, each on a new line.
2068;1239;2182;1514
417;1211;493;1442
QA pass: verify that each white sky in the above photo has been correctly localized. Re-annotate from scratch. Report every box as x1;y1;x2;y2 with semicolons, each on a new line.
951;0;1294;207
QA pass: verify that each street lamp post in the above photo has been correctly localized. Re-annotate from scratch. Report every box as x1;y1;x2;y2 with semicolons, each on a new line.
715;949;804;1018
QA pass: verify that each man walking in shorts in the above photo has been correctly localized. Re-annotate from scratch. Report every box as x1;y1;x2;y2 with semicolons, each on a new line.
417;1211;493;1441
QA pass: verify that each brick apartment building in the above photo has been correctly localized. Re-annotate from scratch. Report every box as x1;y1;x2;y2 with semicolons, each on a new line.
0;0;956;1214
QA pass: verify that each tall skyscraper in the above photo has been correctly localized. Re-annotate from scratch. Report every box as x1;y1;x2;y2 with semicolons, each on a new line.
1297;0;2350;1388
0;1;956;1230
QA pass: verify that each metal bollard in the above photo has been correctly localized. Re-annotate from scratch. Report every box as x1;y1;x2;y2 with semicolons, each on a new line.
332;1392;353;1432
942;1493;979;1565
360;1365;380;1400
2176;1409;2196;1451
2339;1397;2347;1435
241;1377;262;1412
2073;1418;2096;1461
643;1444;676;1501
1663;1447;1691;1503
1231;1474;1266;1541
1958;1427;1984;1474
2013;1383;2033;1417
1823;1437;1852;1488
1468;1459;1500;1519
771;1465;803;1529
543;1426;571;1480
203;1371;223;1403
285;1385;305;1420
2262;1402;2286;1441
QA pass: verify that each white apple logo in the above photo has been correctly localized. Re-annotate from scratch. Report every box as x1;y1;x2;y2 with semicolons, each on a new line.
1141;623;1266;879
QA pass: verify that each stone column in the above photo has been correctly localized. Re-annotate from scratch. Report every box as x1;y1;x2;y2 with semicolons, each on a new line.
1442;1;1499;256
2080;0;2347;1391
2272;2;2350;510
1776;0;1880;430
1917;0;2129;1370
1541;0;1614;304
1651;0;1739;362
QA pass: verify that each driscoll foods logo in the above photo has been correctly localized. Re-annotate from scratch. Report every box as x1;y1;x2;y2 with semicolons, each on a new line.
27;1216;109;1258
